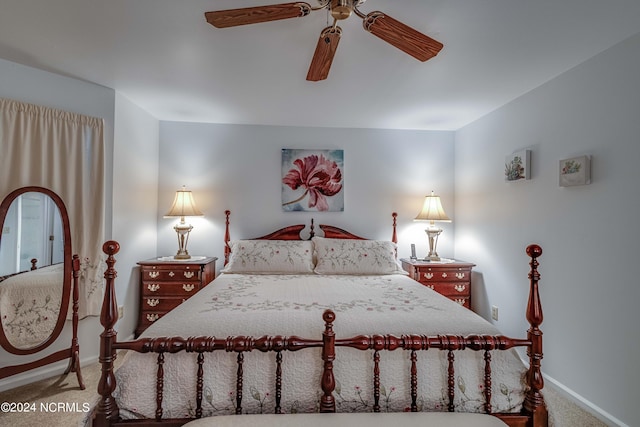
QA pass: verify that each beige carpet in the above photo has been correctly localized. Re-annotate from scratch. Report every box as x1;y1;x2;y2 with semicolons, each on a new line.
0;359;103;427
0;356;610;427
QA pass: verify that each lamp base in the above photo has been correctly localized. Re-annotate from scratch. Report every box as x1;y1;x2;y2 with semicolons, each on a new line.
425;227;443;262
174;220;193;260
174;252;191;260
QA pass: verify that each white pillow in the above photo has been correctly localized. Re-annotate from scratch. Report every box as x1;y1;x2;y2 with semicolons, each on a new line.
222;240;315;274
312;236;406;275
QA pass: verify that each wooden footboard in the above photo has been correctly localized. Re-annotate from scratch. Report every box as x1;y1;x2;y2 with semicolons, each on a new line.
93;242;546;427
94;241;331;427
317;245;547;426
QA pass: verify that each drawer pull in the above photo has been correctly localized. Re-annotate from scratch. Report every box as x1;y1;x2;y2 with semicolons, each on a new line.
184;271;195;279
147;284;160;292
146;313;159;322
148;271;160;279
423;273;434;280
146;298;160;307
441;272;448;278
427;284;435;290
169;271;175;277
454;284;466;293
182;284;195;292
453;298;466;306
455;273;465;279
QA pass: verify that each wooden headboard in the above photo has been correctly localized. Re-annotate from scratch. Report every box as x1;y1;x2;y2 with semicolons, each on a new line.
223;211;398;265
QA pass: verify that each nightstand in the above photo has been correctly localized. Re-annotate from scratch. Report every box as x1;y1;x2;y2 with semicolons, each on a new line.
400;258;475;310
136;256;217;337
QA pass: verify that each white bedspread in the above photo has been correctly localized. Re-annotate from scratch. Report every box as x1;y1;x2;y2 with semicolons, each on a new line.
0;263;63;348
113;273;527;420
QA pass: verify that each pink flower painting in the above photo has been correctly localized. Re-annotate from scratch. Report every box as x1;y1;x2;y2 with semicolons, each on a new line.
282;149;344;212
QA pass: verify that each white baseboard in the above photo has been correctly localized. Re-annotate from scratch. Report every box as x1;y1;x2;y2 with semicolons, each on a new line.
542;374;629;427
543;374;627;427
515;352;626;427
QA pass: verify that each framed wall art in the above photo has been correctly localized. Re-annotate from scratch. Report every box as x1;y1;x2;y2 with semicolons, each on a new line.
281;149;344;212
559;155;591;187
505;149;531;182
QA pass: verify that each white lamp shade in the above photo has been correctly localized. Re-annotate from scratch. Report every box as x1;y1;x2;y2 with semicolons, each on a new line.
414;191;451;222
165;187;203;218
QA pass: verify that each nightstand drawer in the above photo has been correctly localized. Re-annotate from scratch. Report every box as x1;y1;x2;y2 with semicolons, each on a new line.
138;311;165;329
140;267;201;282
422;281;470;296
450;297;470;309
414;267;471;283
142;297;187;311
142;281;201;296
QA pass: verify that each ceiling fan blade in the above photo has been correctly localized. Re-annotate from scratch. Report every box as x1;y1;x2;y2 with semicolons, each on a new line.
362;11;443;61
306;26;342;82
205;2;312;28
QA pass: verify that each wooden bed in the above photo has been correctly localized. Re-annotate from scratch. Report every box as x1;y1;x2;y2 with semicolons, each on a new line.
93;212;547;427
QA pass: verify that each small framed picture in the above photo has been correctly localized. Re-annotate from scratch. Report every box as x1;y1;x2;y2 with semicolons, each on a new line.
559;155;591;187
505;149;531;182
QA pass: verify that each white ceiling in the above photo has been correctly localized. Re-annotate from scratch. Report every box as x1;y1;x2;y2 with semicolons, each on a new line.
2;0;640;130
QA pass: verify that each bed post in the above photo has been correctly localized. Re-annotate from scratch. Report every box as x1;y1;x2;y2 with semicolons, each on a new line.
391;212;397;244
224;210;231;266
93;240;121;427
320;310;336;412
523;244;548;427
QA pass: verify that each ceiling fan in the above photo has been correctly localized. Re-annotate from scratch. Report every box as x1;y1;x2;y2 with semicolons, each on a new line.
204;0;443;81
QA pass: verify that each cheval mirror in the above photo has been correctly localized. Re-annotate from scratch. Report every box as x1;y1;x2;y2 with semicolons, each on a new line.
0;186;84;389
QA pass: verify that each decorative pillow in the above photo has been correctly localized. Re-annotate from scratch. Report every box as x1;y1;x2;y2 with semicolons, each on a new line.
312;236;407;275
222;240;315;274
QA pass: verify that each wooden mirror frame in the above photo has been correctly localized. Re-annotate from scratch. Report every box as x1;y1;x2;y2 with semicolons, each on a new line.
0;186;72;354
0;186;82;388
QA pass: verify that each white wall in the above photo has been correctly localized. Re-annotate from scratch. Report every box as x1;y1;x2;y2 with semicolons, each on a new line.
157;122;456;263
0;58;114;390
454;33;640;426
112;93;160;338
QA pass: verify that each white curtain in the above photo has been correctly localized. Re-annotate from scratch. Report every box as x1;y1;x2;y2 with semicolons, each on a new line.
0;97;105;318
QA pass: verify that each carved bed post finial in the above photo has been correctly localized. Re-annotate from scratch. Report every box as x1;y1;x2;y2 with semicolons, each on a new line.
94;240;121;427
320;310;336;412
224;210;231;266
309;218;315;239
523;244;548;425
391;212;398;245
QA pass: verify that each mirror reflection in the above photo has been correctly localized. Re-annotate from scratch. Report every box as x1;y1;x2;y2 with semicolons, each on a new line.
0;192;64;349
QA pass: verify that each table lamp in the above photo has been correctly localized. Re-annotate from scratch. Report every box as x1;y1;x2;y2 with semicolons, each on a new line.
414;191;451;261
165;186;203;259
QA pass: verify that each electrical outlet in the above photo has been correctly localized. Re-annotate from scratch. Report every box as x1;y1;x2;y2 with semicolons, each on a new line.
491;305;499;321
118;306;124;320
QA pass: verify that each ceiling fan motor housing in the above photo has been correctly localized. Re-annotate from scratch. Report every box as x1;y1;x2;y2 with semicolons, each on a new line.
330;0;353;20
